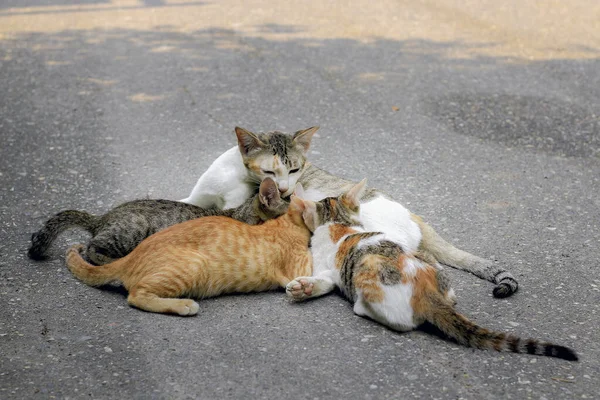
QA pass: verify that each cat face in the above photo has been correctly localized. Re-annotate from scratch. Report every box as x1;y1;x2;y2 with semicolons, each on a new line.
235;126;318;197
301;179;367;232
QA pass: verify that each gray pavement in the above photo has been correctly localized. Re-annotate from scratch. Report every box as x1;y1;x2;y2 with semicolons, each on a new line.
1;1;599;399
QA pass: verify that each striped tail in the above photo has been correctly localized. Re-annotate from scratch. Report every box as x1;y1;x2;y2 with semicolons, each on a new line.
413;214;518;298
66;244;125;287
29;210;99;260
424;293;578;361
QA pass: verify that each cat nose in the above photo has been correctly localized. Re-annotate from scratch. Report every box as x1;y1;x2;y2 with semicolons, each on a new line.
278;183;289;193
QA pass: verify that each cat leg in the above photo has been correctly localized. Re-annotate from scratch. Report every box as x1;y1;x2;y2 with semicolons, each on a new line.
127;288;199;316
222;185;255;210
412;214;518;298
180;192;223;208
179;168;222;207
353;294;416;332
286;270;337;301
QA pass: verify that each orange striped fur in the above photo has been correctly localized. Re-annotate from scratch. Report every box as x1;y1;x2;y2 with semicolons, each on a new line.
66;196;313;316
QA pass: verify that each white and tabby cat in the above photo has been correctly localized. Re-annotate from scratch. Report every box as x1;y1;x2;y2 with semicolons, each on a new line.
181;126;318;209
180;128;518;297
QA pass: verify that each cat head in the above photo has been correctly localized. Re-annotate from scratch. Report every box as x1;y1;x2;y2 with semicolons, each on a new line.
254;177;303;222
235;126;318;198
298;179;367;232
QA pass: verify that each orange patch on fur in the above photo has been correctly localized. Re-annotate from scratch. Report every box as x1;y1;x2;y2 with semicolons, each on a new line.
340;196;358;212
328;224;356;243
410;262;442;316
246;159;262;175
334;233;362;268
354;258;384;303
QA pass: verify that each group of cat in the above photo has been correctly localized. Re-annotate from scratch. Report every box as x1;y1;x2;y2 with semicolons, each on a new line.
29;126;577;361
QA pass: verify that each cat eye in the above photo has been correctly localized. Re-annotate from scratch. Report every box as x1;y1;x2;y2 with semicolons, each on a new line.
262;170;275;176
290;168;300;174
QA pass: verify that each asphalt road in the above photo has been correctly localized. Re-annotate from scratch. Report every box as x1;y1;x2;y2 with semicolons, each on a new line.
1;1;599;399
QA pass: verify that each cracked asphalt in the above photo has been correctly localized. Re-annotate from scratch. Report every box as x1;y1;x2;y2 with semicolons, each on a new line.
1;1;599;399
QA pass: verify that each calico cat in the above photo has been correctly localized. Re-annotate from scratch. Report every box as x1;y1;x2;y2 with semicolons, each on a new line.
29;178;289;265
180;131;518;298
64;188;318;316
286;180;577;361
180;126;318;209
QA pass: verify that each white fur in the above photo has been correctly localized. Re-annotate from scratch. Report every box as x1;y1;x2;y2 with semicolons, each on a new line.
359;196;421;253
356;234;385;250
310;224;339;276
180;146;253;209
353;284;417;332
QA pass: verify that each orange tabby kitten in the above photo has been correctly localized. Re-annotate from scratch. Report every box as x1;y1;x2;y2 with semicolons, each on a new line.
65;186;314;316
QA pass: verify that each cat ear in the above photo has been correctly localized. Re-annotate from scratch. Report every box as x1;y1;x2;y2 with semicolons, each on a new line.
289;195;306;212
301;201;318;232
292;183;305;198
259;177;281;207
235;127;265;157
292;126;319;153
341;178;367;211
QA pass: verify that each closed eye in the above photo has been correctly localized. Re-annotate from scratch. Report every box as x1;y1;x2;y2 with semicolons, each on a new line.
262;170;275;176
290;168;300;174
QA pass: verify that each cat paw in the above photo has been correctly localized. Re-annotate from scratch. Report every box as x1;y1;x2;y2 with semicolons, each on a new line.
66;244;86;258
286;277;315;301
174;300;200;316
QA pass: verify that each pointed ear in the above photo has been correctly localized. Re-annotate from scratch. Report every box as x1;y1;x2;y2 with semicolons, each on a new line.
341;178;367;211
259;177;281;207
289;195;307;214
292;126;319;153
235;127;265;157
292;183;305;198
301;201;318;232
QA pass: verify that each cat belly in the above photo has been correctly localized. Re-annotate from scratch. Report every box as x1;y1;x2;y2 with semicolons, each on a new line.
359;197;421;253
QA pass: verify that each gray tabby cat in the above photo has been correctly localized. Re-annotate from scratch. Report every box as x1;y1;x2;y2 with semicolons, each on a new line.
297;164;518;297
28;178;289;265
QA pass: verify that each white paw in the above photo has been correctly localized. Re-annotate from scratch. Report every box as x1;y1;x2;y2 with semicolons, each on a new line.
178;300;200;316
286;277;315;301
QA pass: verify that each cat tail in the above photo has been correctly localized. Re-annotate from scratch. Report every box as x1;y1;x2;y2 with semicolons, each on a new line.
29;210;100;260
412;214;518;298
421;292;578;361
66;244;125;287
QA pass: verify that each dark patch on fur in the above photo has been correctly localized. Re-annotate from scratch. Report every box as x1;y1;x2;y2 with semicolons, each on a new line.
526;339;538;355
507;336;520;353
379;263;402;285
435;269;452;294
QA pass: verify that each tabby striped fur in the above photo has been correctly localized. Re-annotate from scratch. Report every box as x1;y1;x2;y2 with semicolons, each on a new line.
29;178;288;265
